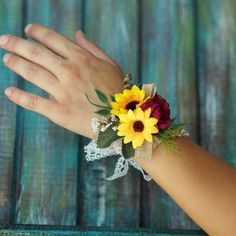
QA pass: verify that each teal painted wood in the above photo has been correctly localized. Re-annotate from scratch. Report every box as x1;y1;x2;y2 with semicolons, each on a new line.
0;225;207;236
14;0;83;225
77;0;140;227
197;0;236;167
0;231;206;236
140;0;200;229
0;0;24;224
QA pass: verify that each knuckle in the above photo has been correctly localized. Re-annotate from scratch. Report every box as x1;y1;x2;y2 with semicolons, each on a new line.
9;36;20;51
29;46;43;58
80;52;93;64
26;95;38;110
43;30;56;43
25;66;37;78
61;62;79;78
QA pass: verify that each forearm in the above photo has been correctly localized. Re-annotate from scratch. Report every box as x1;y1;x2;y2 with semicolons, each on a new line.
134;137;236;235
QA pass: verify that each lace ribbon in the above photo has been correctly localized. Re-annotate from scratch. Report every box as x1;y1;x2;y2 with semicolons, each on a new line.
84;139;152;181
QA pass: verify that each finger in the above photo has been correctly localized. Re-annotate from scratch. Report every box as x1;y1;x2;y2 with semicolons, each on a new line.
3;53;63;99
25;23;85;59
0;34;63;76
4;86;57;117
74;31;121;69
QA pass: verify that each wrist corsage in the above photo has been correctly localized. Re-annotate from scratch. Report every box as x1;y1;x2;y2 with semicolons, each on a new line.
84;74;189;181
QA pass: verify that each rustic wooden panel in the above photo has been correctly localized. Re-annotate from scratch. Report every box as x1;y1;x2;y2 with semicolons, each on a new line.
0;230;206;236
0;0;24;224
197;0;236;167
77;0;140;227
140;0;200;229
0;225;207;236
15;0;83;225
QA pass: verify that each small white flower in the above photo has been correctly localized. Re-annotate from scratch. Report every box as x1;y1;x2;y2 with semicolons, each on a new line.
111;115;117;122
112;126;117;131
91;118;100;133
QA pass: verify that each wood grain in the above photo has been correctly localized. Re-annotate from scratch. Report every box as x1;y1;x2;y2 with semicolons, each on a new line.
0;0;24;224
140;0;200;229
197;0;236;167
14;0;83;225
77;0;140;227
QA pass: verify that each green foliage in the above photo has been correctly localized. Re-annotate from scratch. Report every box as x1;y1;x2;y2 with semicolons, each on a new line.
122;141;135;159
95;109;111;115
157;123;185;153
110;95;115;102
85;93;109;109
95;89;109;105
96;125;120;148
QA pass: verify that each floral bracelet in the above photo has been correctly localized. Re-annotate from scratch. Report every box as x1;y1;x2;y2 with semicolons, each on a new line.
84;74;189;181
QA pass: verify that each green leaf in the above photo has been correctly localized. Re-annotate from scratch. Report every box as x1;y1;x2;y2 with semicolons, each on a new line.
96;125;120;148
157;136;178;153
159;123;185;139
122;142;135;159
95;89;108;104
95;109;111;115
110;95;115;102
85;93;108;109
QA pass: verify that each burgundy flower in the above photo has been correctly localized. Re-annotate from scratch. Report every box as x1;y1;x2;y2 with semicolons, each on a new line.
141;94;171;130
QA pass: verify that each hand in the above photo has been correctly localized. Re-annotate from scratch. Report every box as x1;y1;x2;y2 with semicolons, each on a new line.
0;24;125;139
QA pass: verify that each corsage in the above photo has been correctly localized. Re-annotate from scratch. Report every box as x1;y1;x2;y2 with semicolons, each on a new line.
84;74;189;181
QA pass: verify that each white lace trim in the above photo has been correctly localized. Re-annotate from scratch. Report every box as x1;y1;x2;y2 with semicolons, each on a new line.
84;139;152;181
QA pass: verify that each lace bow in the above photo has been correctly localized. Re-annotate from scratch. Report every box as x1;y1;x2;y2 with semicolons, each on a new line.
84;139;152;181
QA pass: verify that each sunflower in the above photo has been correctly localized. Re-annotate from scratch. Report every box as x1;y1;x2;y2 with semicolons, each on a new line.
117;108;159;149
110;85;147;116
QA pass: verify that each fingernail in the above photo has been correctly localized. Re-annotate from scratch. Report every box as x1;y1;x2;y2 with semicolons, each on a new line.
78;30;85;37
3;53;12;64
25;24;33;33
5;88;12;97
0;35;9;45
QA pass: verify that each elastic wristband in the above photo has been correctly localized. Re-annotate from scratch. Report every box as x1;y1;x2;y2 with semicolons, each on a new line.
84;74;189;181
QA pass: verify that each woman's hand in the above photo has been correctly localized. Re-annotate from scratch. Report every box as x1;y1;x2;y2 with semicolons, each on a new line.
0;24;125;138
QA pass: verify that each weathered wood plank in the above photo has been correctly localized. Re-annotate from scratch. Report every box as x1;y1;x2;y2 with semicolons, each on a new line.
197;0;236;167
140;0;200;229
15;0;83;225
0;0;24;224
77;0;140;227
0;225;207;236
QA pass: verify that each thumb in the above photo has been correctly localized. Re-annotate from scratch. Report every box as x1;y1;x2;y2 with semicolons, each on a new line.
74;30;120;69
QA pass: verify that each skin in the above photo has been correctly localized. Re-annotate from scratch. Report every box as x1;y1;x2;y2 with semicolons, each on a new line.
0;24;236;235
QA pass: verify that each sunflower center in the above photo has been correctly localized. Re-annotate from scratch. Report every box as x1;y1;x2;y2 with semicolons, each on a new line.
125;101;139;110
133;121;144;132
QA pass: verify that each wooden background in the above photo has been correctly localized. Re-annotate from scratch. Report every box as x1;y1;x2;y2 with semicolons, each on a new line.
0;0;235;235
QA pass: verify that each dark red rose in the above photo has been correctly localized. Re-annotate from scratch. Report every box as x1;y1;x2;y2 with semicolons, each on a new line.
141;94;171;129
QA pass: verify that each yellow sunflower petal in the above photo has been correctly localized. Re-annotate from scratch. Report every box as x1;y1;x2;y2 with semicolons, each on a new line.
135;107;144;120
111;109;119;116
139;89;145;100
117;130;127;136
146;117;158;126
115;94;123;102
117;123;129;131
111;102;119;109
127;109;136;120
144;108;152;119
131;85;140;93
124;134;134;144
119;114;129;122
146;126;159;134
132;134;144;148
144;132;153;142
